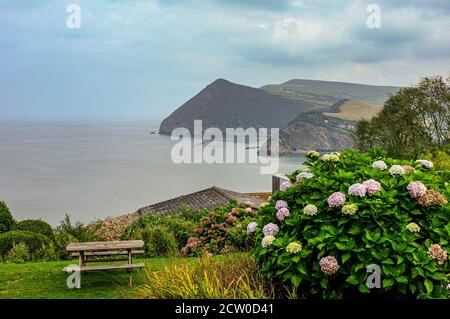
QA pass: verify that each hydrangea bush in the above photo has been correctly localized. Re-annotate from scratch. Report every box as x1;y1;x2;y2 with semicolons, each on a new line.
188;201;257;255
252;149;450;298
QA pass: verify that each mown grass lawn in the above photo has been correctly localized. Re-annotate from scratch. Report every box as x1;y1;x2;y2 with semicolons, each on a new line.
0;257;194;299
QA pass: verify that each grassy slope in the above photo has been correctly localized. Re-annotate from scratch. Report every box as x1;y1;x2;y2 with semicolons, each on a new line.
0;257;192;299
323;99;382;121
262;79;399;106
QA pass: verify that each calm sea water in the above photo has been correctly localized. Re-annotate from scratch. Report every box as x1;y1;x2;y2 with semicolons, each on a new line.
0;120;305;225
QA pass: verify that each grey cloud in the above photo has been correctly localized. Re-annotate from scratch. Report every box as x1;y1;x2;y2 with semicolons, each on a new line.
157;0;292;10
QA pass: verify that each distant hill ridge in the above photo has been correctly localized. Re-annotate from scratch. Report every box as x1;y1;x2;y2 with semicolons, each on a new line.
159;78;401;153
159;79;316;135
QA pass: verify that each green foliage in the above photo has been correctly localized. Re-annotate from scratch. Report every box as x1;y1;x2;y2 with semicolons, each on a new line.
421;150;450;171
13;219;54;240
356;74;450;159
121;213;197;248
53;214;100;260
53;231;78;260
0;230;50;257
32;243;57;262
0;201;15;234
136;254;271;299
56;214;100;242
139;225;178;257
253;149;450;298
178;206;209;223
4;243;31;264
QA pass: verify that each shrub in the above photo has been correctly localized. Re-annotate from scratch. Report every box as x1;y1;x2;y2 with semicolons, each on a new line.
136;254;271;299
178;206;209;223
4;243;31;264
0;230;50;257
191;201;256;255
53;214;101;259
56;214;100;242
12;219;54;240
53;230;78;260
0;201;15;234
252;149;450;298
32;243;57;262
122;214;197;248
140;225;178;257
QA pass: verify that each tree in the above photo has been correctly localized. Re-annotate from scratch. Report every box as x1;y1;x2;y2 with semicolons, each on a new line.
0;201;15;234
413;75;450;147
355;74;450;159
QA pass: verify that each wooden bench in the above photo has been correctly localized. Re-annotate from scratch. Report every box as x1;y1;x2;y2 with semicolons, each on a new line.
63;240;145;286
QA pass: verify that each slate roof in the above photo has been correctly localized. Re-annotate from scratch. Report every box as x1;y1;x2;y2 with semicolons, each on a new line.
138;186;267;216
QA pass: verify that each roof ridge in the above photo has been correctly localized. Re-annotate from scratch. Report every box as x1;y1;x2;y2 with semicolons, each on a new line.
211;186;236;199
138;186;266;216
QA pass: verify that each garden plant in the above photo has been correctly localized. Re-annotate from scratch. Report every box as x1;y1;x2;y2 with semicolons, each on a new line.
251;149;450;298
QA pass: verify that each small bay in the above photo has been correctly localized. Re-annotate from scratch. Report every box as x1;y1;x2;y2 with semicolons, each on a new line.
0;120;305;225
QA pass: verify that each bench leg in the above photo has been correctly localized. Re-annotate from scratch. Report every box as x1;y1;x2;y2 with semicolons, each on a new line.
79;252;85;267
128;249;132;287
128;249;132;265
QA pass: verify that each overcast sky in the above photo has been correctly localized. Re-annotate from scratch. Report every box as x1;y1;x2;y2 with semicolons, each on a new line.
1;0;449;120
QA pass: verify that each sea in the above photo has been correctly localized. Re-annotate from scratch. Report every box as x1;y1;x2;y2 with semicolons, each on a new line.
0;120;305;225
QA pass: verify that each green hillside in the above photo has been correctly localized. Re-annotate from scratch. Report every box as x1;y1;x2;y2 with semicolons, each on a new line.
261;79;400;107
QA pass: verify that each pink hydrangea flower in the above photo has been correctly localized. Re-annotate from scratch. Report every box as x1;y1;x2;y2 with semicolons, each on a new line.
428;244;448;265
403;165;415;172
280;181;292;191
296;172;314;182
275;200;288;210
348;183;367;197
263;223;279;236
362;179;381;195
320;256;340;275
407;181;427;199
276;207;290;221
327;192;346;207
187;237;198;249
247;222;257;235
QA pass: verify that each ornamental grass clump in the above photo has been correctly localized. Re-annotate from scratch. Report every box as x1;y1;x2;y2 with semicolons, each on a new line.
136;254;271;299
252;149;450;298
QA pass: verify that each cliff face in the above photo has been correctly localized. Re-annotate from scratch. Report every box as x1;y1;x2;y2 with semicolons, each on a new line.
260;112;355;155
159;79;316;135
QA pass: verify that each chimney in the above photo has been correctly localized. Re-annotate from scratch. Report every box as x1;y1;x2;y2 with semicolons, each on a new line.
272;174;290;193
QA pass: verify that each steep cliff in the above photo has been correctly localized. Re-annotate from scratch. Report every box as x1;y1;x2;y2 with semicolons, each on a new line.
159;79;317;135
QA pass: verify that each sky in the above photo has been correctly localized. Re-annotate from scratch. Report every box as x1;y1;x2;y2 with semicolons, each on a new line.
0;0;449;120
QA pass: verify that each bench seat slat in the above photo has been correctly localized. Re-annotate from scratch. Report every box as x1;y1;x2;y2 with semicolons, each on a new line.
70;250;145;257
63;263;145;272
